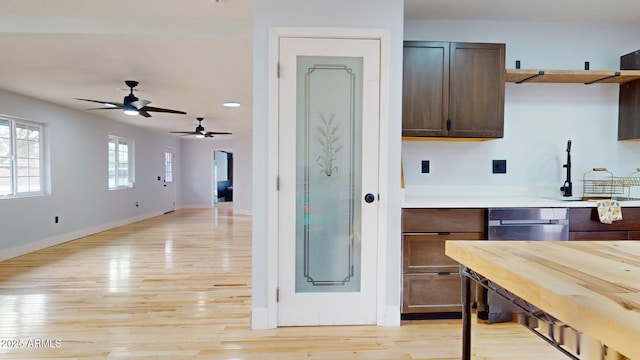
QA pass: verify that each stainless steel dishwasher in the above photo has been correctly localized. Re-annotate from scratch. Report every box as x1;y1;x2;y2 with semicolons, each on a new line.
486;207;569;323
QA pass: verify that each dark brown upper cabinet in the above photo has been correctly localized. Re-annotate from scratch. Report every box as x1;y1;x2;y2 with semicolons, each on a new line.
619;49;640;140
402;41;506;139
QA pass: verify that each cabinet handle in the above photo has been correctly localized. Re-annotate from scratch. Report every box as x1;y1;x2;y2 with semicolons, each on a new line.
446;119;451;131
438;271;452;275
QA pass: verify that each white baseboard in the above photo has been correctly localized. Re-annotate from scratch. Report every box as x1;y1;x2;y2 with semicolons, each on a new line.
0;210;162;262
250;307;272;329
233;209;252;216
383;305;401;327
180;203;214;209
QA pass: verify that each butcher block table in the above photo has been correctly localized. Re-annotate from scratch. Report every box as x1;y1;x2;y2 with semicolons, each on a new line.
445;240;640;360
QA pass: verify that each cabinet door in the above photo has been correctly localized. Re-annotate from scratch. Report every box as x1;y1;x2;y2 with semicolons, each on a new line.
402;41;449;137
402;273;462;313
448;42;505;138
619;50;640;140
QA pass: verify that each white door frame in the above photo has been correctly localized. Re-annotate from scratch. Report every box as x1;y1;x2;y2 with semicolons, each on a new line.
264;27;391;328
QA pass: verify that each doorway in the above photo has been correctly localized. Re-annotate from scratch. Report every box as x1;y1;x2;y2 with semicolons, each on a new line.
213;149;233;204
162;146;176;213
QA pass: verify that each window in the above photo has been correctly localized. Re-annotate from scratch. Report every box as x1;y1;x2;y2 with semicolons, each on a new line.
164;151;174;183
0;116;44;197
108;135;133;190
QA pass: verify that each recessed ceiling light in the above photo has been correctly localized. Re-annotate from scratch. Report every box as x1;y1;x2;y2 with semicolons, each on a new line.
223;101;240;108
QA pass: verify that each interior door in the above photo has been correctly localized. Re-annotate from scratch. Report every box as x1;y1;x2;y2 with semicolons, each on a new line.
277;37;380;326
162;147;176;213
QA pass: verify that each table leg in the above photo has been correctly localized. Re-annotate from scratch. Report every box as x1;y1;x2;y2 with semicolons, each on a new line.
462;266;471;360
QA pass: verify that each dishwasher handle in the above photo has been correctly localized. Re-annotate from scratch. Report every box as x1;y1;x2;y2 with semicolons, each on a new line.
489;219;568;226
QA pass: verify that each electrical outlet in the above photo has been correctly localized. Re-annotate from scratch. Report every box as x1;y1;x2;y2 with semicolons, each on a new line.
421;160;430;174
493;160;507;174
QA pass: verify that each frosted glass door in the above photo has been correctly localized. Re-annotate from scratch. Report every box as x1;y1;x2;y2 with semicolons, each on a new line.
295;57;363;293
278;37;380;326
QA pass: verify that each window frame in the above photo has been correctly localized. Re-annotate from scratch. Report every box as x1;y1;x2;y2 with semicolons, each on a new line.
108;135;134;190
164;150;174;184
0;115;45;198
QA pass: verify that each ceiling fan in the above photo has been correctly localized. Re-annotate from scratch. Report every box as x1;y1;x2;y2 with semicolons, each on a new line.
170;117;232;138
75;80;187;118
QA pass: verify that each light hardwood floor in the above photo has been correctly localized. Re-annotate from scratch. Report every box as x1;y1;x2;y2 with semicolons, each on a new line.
0;205;567;359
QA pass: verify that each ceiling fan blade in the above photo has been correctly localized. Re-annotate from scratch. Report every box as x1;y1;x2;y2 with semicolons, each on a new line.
131;99;151;110
140;106;187;115
75;98;123;108
138;110;152;118
205;131;232;135
169;131;197;134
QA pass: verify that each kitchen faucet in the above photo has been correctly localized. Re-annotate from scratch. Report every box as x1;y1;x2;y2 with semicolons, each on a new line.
560;140;572;197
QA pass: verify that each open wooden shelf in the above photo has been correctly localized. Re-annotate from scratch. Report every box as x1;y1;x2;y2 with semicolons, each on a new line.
506;69;640;84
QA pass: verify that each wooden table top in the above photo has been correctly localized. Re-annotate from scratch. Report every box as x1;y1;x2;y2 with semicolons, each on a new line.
445;240;640;360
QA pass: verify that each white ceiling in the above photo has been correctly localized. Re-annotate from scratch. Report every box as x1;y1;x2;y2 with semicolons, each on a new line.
1;0;640;138
0;0;252;137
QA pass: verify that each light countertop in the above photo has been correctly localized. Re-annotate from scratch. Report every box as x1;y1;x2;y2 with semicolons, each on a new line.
401;186;640;208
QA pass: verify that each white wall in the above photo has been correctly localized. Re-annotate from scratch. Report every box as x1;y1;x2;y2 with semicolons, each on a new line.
252;0;404;328
0;88;181;260
403;20;640;197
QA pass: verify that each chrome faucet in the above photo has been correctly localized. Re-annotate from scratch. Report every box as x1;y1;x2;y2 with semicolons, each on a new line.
560;140;572;197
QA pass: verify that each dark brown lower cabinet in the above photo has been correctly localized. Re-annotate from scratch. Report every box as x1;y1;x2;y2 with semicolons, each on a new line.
569;207;640;240
401;208;486;315
569;231;629;240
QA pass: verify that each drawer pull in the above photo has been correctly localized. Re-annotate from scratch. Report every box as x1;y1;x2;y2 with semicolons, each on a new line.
437;271;452;275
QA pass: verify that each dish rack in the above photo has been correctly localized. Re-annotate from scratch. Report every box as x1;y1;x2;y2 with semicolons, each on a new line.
582;168;640;200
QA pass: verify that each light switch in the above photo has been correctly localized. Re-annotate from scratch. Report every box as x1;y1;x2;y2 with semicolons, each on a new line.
421;160;430;174
493;160;507;174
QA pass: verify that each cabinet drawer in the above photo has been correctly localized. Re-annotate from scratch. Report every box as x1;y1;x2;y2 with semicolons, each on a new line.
403;233;484;273
569;207;640;231
630;231;640;240
569;231;629;241
402;208;486;233
402;273;462;313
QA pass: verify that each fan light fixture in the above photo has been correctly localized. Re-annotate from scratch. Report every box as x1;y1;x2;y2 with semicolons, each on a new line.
75;80;187;118
195;134;205;139
223;101;240;108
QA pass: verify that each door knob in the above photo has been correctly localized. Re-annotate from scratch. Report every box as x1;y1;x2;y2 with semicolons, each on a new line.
364;193;375;203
